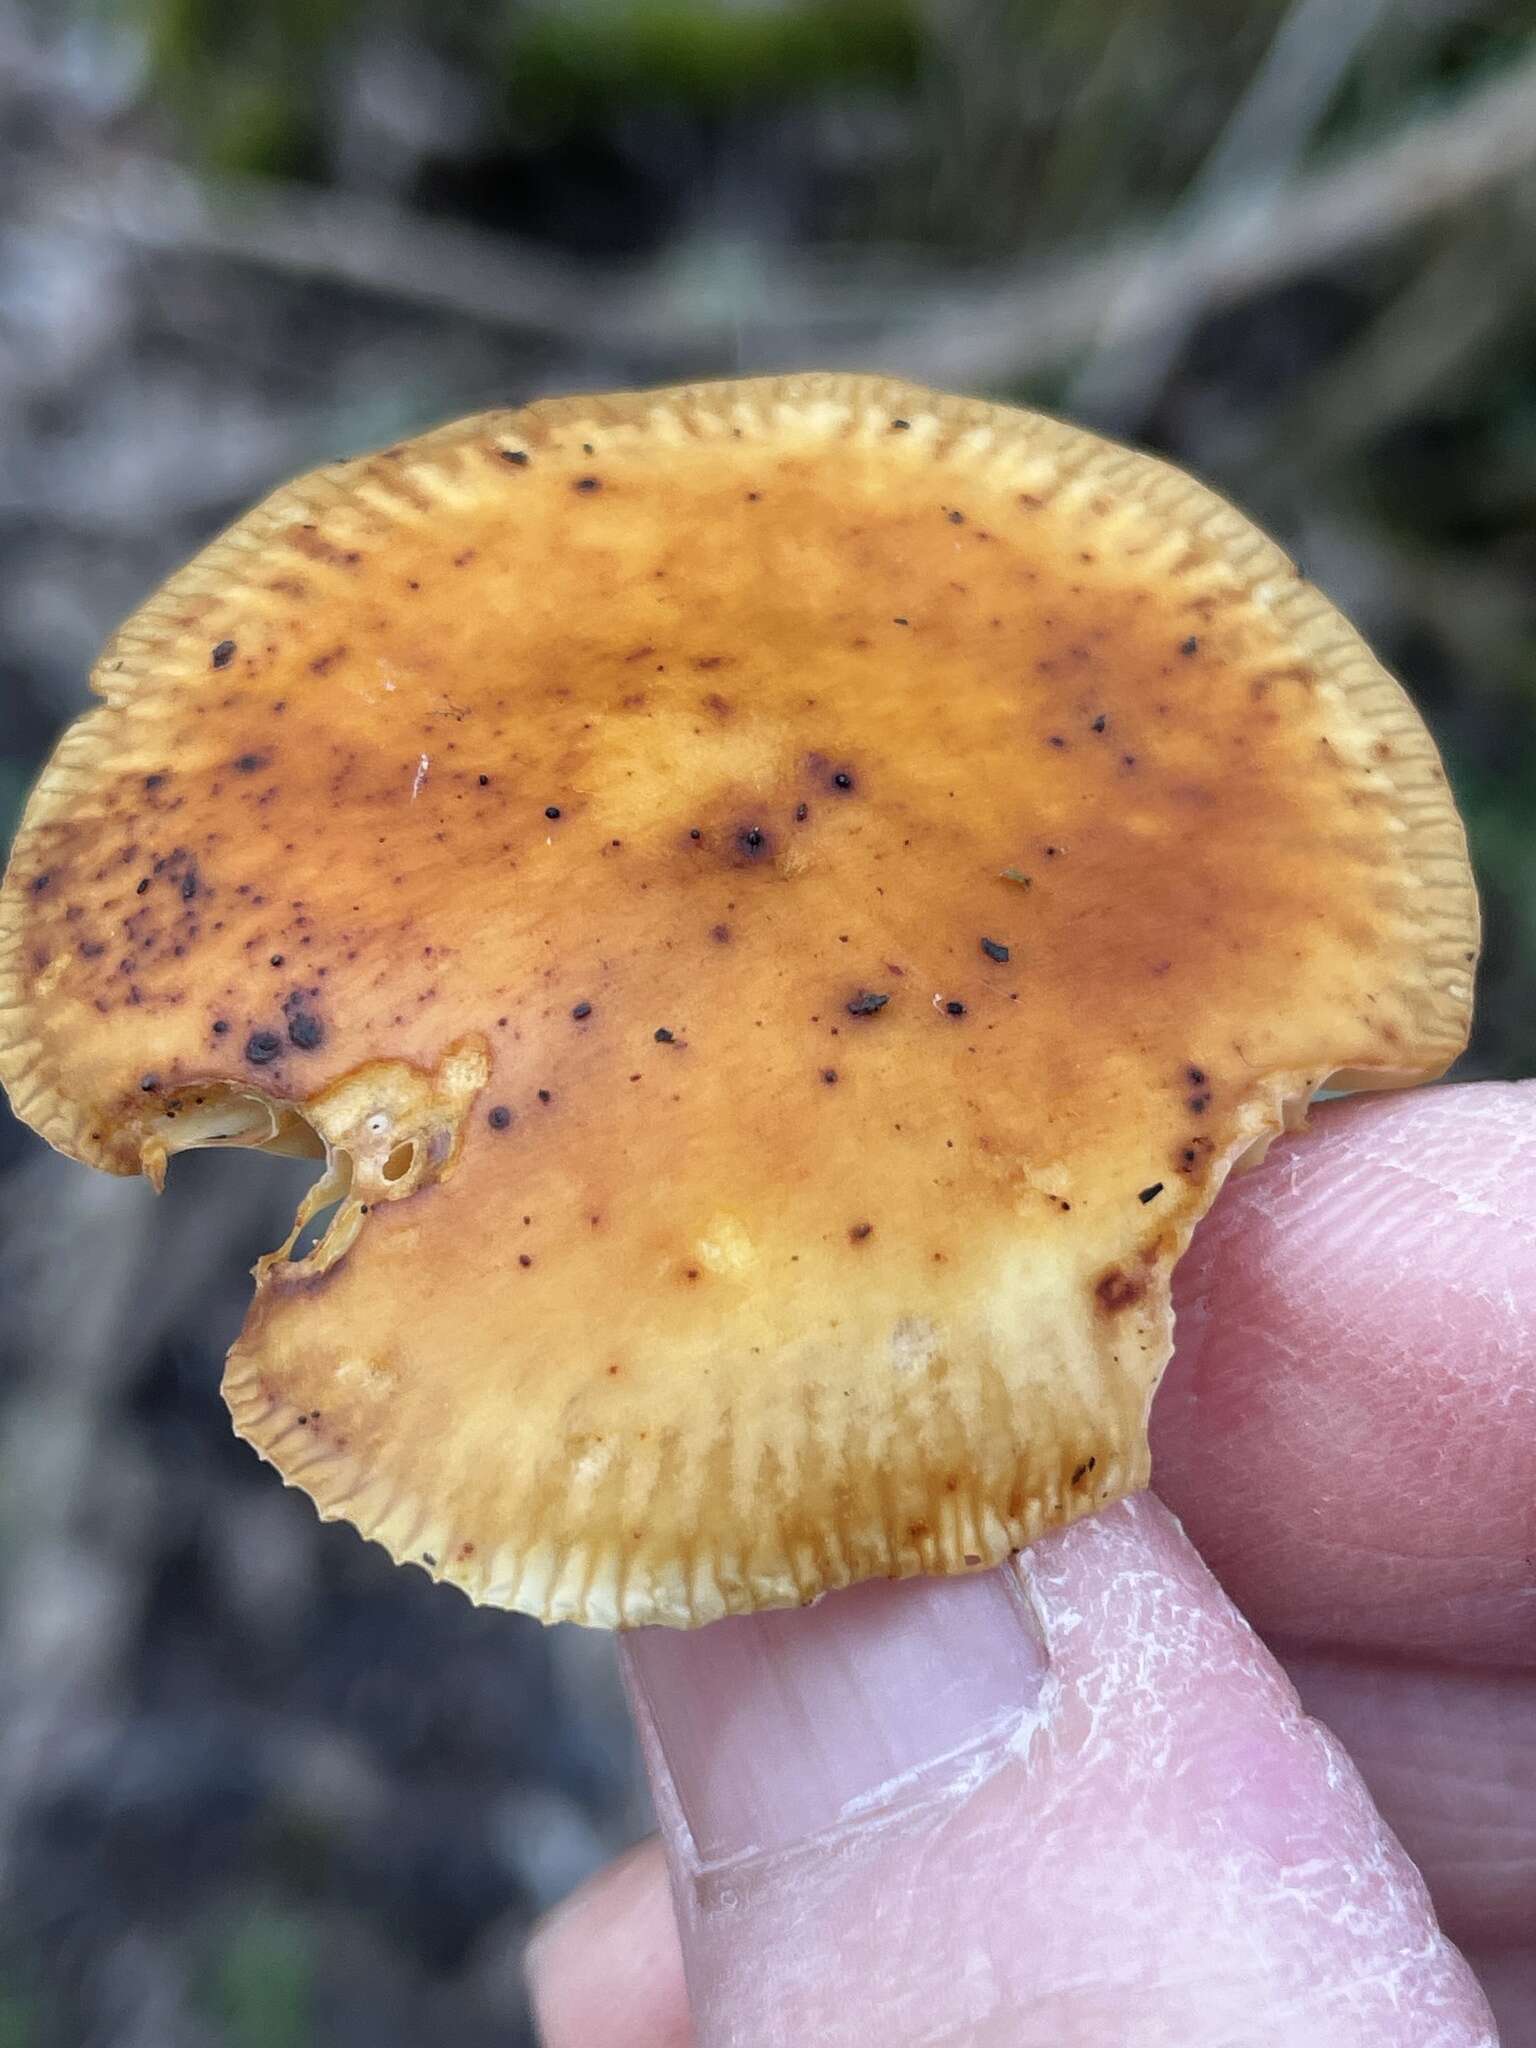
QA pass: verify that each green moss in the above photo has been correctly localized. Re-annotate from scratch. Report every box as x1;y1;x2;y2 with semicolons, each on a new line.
506;0;923;120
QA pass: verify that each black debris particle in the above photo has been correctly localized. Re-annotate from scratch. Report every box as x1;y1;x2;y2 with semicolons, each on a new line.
537;1088;552;1104
795;802;809;822
1138;1183;1164;1205
846;990;890;1016
890;418;911;430
1180;635;1199;656
545;805;562;820
270;953;285;967
488;1106;512;1130
832;770;854;791
980;937;1010;963
500;449;529;465
211;639;237;669
1091;715;1108;734
244;1031;283;1066
821;1068;838;1084
136;878;150;895
572;1001;593;1020
573;476;602;493
139;1074;159;1092
947;508;965;524
849;1221;873;1242
653;1027;675;1044
893;616;909;626
478;773;490;786
234;753;269;775
737;826;770;859
180;867;199;901
212;1019;230;1035
944;999;966;1016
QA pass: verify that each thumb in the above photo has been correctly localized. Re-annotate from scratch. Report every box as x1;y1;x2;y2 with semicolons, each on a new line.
613;1496;1493;2048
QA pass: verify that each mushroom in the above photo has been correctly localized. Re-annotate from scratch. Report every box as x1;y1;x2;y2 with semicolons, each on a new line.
0;373;1478;1627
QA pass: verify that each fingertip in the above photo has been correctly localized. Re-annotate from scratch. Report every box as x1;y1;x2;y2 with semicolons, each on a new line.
622;1497;1493;2046
1153;1082;1536;1662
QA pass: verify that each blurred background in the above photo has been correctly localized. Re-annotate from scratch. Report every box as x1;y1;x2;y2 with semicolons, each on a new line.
2;1;1534;2042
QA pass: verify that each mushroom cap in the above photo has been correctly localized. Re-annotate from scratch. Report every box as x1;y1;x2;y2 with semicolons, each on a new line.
0;374;1477;1626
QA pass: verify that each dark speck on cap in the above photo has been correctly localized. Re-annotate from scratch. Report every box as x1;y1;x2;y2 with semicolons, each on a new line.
244;1031;282;1066
286;1009;324;1051
210;639;236;669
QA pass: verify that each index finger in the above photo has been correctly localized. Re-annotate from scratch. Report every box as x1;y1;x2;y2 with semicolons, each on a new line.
1150;1081;1536;1665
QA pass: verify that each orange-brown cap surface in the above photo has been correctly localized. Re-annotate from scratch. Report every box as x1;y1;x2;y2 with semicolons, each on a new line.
0;374;1477;1626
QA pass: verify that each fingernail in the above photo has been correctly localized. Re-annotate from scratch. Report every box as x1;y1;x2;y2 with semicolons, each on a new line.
623;1565;1047;1867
